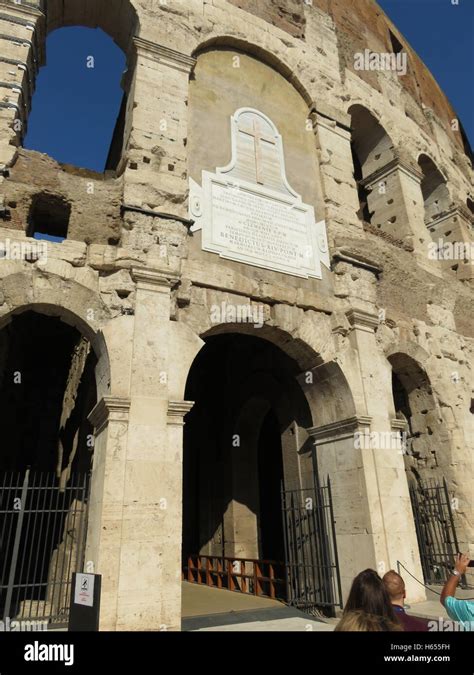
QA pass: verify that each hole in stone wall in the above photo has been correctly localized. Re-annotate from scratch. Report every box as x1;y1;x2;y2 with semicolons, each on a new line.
27;193;71;241
389;30;404;55
351;143;372;224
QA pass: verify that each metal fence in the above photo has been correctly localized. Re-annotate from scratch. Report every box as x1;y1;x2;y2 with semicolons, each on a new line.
0;470;90;626
409;478;466;588
281;477;342;615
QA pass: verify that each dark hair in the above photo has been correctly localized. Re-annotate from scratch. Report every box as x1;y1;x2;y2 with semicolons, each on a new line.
344;569;398;624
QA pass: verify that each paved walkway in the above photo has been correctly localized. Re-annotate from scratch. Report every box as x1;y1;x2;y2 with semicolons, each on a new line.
182;581;474;632
181;582;336;631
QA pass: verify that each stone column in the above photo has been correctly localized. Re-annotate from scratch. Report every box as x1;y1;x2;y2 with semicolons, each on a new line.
312;105;362;230
308;415;376;601
361;159;429;255
345;308;426;603
101;265;182;631
425;204;473;281
87;395;131;631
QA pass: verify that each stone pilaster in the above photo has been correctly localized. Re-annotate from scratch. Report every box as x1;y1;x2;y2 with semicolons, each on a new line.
87;395;131;631
0;1;45;166
312;108;361;230
123;39;196;218
361;158;428;253
345;307;426;603
107;265;181;630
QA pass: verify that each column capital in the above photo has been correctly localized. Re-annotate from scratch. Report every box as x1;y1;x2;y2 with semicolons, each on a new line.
133;37;196;73
346;308;380;332
132;266;180;291
426;204;472;231
391;418;408;431
307;415;372;444
167;400;194;425
88;396;131;434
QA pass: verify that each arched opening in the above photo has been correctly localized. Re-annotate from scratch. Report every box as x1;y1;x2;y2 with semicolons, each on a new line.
418;155;451;226
389;352;439;476
25;26;128;172
388;352;462;586
466;197;474;218
349;105;396;228
0;309;102;626
182;331;343;620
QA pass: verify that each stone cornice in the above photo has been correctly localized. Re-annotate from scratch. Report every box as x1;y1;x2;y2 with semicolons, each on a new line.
133;37;196;73
346;308;380;332
313;114;352;141
167;400;194;425
391;418;408;431
307;415;372;443
425;205;473;230
88;396;131;434
310;100;351;130
361;158;424;188
1;1;43;21
132;267;180;291
332;248;383;276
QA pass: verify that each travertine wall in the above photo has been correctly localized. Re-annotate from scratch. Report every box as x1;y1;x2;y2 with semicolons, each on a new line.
0;0;471;630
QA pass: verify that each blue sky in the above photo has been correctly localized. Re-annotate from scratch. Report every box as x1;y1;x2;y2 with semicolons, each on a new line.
378;0;473;145
25;27;126;172
24;2;473;171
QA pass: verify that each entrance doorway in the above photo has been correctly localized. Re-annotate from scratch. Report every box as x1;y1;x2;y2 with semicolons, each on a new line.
181;331;342;616
0;310;98;625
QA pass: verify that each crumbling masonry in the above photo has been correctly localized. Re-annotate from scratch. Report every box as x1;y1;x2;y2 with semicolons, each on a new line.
0;0;472;630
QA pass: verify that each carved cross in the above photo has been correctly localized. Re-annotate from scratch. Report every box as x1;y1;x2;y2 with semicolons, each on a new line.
238;118;277;185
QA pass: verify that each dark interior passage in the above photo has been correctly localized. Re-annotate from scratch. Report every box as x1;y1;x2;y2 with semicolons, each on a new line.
257;410;285;562
0;311;96;473
182;333;312;571
0;311;98;621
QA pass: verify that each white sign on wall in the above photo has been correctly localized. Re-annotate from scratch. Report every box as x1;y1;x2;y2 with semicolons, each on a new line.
189;108;329;279
74;573;94;608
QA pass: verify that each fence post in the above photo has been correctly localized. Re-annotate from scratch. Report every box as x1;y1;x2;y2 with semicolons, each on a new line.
4;469;30;621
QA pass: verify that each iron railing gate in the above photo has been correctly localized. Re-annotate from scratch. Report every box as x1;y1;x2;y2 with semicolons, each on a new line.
281;476;342;615
0;470;90;626
409;478;465;587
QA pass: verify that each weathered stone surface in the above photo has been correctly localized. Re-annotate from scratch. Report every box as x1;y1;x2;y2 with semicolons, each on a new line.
0;0;471;633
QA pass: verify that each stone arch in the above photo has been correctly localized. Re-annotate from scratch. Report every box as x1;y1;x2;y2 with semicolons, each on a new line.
182;328;320;566
191;36;313;107
22;1;140;171
349;104;396;180
202;322;324;373
302;361;358;429
187;42;323;217
418;153;452;226
42;0;140;54
348;104;397;229
386;349;445;483
0;268;112;398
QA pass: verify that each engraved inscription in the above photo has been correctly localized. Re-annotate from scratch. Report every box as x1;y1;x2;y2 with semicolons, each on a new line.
212;185;311;267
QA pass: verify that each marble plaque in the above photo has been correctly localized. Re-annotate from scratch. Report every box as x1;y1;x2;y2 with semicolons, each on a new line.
190;108;329;279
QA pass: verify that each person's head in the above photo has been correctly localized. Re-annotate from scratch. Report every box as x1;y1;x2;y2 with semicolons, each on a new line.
383;570;406;607
344;569;398;623
335;610;403;632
